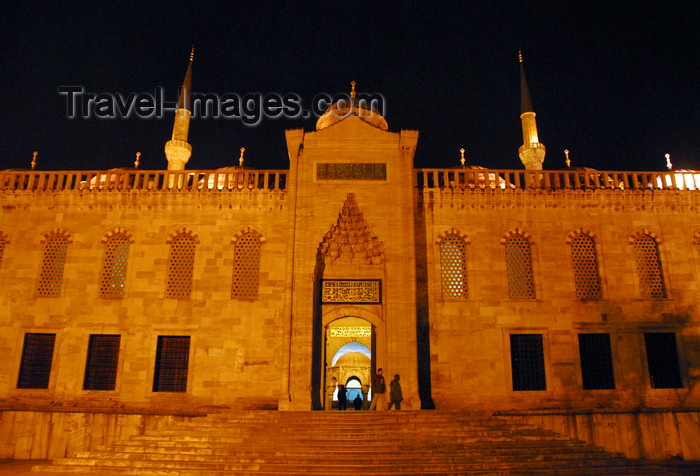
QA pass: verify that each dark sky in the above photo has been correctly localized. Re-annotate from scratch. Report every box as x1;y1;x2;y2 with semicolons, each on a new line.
1;2;698;172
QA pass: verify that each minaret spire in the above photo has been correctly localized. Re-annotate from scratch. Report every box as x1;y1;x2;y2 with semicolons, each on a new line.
165;48;194;171
517;50;546;170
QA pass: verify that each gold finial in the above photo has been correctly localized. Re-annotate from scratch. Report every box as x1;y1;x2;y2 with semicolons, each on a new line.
665;153;672;170
350;81;356;99
31;151;38;170
564;149;570;168
518;49;523;63
135;151;141;169
460;148;466;168
189;46;195;62
239;147;245;167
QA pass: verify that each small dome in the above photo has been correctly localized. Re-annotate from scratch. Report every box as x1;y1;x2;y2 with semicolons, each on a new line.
316;82;388;131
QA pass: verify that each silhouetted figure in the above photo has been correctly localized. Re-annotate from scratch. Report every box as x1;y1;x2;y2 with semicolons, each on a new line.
353;394;363;410
388;374;403;410
337;384;347;410
369;368;386;410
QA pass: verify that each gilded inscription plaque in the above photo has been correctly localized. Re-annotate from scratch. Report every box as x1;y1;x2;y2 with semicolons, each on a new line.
316;163;387;181
321;280;381;304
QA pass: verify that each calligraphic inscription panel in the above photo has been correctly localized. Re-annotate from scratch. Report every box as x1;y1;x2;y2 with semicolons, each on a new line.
329;327;372;338
316;163;387;181
321;280;381;304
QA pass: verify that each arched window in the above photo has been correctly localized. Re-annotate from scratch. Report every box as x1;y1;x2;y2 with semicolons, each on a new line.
439;233;468;299
231;232;262;299
504;233;535;299
632;234;666;298
100;233;131;298
37;232;70;297
166;233;196;298
570;233;601;300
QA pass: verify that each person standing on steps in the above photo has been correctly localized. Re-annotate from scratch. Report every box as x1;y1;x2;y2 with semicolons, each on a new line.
369;368;386;410
337;384;347;410
388;374;403;410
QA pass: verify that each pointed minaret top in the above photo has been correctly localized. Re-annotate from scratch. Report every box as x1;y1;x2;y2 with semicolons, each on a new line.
350;80;356;99
177;48;193;110
519;50;533;114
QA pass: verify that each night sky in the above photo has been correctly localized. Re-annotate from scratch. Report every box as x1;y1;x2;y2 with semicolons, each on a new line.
1;2;698;172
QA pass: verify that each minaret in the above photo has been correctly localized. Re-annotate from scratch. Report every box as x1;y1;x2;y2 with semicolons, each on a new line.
517;50;546;170
164;48;194;170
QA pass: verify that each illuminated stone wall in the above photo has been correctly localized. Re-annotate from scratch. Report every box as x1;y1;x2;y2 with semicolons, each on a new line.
422;187;700;410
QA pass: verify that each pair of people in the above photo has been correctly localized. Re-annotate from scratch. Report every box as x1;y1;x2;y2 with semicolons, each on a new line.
369;368;403;410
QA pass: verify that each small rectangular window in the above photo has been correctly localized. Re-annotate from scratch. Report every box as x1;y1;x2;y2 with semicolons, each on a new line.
578;333;615;390
510;334;546;391
17;333;56;389
644;332;683;389
153;336;190;392
84;334;121;390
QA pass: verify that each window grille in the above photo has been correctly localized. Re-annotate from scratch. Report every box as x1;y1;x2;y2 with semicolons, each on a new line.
633;235;666;298
440;234;468;299
644;332;683;388
504;234;535;299
17;333;56;389
166;234;196;298
578;333;615;389
153;336;190;392
571;234;601;299
231;233;261;299
83;334;120;391
100;233;130;298
510;334;546;391
37;234;69;297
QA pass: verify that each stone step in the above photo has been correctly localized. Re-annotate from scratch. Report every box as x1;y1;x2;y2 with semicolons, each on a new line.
29;410;658;475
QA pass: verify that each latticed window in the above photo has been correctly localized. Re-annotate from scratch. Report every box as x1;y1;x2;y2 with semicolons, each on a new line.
510;334;546;391
100;233;130;298
231;233;261;299
571;234;601;299
84;334;120;391
504;234;535;299
633;234;666;298
153;336;190;392
17;333;56;389
166;234;196;298
37;234;69;297
578;333;615;389
644;332;683;389
440;233;468;299
0;235;5;267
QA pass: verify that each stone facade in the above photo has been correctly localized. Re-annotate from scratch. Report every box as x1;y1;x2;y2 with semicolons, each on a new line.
1;108;699;459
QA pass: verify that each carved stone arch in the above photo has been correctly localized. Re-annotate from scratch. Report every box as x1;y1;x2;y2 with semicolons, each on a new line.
166;227;200;245
500;227;534;245
565;228;598;245
628;228;662;245
435;228;470;245
40;228;73;244
231;226;265;244
101;227;134;244
322;306;382;328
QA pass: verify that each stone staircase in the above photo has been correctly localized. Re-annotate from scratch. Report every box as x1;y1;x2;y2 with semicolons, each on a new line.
30;410;683;475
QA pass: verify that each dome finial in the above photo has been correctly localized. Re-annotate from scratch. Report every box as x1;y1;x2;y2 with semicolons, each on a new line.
350;81;356;99
135;151;141;169
189;46;194;62
460;148;466;168
518;49;523;63
239;147;246;167
31;150;38;170
564;149;570;168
